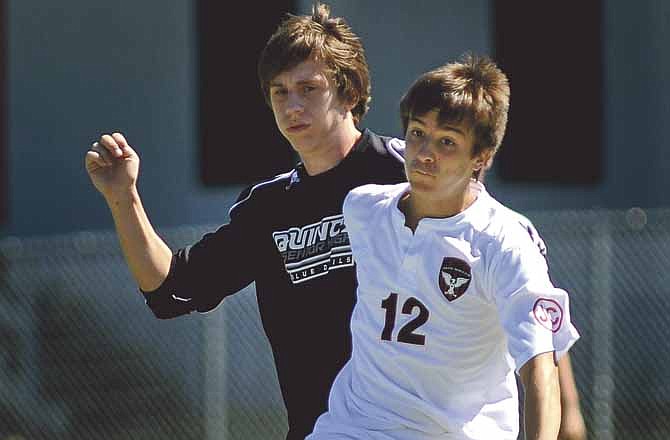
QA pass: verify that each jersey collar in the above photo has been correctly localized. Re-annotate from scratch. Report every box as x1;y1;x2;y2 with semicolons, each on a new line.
294;128;374;181
391;180;491;232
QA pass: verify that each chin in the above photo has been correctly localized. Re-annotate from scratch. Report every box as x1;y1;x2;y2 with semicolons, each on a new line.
408;177;436;194
291;138;322;155
284;130;312;145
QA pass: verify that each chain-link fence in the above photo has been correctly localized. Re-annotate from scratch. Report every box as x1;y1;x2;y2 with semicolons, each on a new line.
0;208;668;439
530;208;670;440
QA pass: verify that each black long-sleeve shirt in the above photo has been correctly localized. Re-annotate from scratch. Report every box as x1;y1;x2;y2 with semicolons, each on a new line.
143;129;406;439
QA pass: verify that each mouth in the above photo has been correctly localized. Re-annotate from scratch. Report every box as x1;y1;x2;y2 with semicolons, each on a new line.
411;168;435;178
286;123;310;133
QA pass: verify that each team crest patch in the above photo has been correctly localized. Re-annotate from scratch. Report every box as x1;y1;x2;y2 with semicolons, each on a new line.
533;298;563;332
438;257;471;302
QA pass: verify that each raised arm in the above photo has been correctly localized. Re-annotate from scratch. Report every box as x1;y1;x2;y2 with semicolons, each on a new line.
520;351;561;440
85;132;172;291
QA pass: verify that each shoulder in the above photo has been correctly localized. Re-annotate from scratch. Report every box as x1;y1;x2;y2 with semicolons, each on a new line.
228;169;296;218
469;203;548;298
505;209;547;256
354;130;405;176
363;130;405;163
486;199;547;257
343;183;406;219
473;192;544;261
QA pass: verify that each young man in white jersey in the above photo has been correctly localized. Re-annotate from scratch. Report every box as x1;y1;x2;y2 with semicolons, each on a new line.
307;56;580;440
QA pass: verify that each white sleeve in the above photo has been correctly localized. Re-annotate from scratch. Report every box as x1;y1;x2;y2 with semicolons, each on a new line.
488;240;580;373
515;214;547;257
342;184;386;230
342;186;366;232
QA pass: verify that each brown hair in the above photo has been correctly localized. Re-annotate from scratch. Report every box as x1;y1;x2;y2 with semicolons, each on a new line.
258;3;371;125
400;54;510;178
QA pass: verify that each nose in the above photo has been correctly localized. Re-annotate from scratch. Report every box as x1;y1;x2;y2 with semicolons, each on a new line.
286;92;304;117
415;139;435;162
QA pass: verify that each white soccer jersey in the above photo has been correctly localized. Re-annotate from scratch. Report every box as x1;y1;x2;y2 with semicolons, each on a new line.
307;181;580;440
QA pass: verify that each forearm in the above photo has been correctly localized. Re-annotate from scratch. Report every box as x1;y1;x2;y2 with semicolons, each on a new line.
106;187;173;291
522;352;561;440
558;354;587;440
558;354;581;408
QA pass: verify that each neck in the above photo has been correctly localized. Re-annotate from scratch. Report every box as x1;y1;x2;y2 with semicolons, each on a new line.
300;119;361;176
400;180;478;232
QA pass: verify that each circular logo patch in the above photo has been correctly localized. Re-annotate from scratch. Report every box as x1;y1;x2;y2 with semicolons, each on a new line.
533;298;563;332
438;257;471;302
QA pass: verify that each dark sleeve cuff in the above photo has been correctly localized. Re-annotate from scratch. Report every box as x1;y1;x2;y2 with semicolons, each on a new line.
140;255;195;319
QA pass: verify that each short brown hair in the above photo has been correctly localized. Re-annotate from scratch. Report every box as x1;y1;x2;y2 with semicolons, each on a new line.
400;54;510;176
258;3;371;125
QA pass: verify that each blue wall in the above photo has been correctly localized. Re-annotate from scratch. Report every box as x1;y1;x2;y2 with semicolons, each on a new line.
5;0;669;237
487;0;670;211
7;0;240;236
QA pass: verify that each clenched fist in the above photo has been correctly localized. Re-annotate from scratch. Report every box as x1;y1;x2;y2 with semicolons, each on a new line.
85;132;140;201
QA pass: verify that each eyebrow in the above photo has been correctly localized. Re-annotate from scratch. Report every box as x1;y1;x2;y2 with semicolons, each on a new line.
409;116;467;136
269;77;325;88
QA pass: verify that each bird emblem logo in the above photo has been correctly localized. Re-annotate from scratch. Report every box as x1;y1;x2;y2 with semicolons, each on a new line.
438;257;471;302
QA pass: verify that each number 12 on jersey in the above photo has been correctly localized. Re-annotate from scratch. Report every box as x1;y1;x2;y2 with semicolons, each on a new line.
380;293;429;345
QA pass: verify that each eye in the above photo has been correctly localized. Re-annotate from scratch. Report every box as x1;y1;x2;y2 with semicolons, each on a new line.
272;88;288;97
409;128;424;138
440;137;456;147
303;85;316;93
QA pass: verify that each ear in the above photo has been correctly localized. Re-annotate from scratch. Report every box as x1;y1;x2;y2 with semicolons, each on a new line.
473;150;494;171
343;90;359;113
334;74;358;109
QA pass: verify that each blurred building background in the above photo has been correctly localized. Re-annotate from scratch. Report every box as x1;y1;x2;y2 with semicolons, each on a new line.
1;0;669;439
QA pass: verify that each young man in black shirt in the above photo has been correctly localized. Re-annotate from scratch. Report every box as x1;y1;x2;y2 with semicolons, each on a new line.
85;4;404;439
